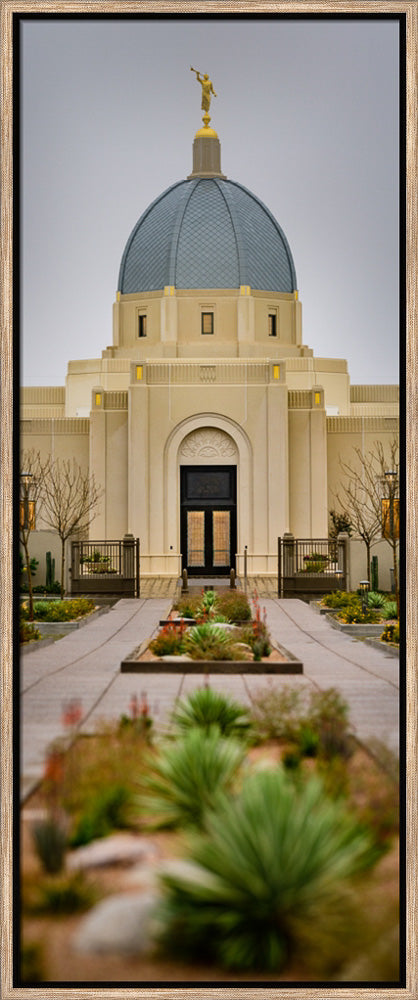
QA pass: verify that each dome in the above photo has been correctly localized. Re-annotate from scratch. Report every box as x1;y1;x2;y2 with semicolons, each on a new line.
118;177;297;294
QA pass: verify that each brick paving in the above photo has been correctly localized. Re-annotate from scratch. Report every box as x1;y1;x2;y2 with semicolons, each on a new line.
20;595;399;801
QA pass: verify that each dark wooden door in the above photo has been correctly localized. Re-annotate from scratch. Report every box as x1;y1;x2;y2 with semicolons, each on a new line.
180;467;236;575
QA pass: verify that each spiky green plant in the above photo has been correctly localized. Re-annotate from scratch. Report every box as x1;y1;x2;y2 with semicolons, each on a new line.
366;591;386;609
158;767;379;972
140;727;245;829
31;818;68;874
182;623;244;661
382;601;398;620
171;687;252;741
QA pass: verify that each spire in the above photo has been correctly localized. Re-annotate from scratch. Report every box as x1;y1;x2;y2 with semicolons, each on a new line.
188;67;226;179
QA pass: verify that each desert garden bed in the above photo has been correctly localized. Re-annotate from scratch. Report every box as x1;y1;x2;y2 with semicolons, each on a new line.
20;683;399;985
20;599;103;645
319;591;399;646
122;589;303;674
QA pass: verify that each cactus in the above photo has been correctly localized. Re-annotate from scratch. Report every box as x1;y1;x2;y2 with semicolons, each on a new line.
46;551;56;590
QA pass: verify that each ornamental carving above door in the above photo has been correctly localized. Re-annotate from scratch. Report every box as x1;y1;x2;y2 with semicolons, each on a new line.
180;428;238;459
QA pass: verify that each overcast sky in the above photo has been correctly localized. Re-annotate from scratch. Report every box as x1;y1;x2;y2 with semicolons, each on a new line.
20;16;399;386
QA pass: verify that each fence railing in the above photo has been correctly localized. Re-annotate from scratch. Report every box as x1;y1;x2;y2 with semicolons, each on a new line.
278;534;347;599
70;536;140;597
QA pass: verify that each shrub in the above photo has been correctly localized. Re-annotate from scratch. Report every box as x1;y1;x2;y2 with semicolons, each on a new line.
250;685;304;742
21;599;95;622
382;601;398;620
69;783;132;846
321;591;356;609
307;688;353;761
216;591;252;622
367;591;386;609
26;872;98;915
140;727;245;830
20;942;45;983
174;594;201;618
20;621;42;644
171;687;252;741
338;606;377;624
182;623;245;661
149;623;184;657
31;818;68;874
157;767;378;972
381;623;400;645
297;723;320;758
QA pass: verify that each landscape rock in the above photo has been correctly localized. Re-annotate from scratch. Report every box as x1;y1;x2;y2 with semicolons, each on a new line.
72;891;160;955
68;833;161;871
160;654;193;662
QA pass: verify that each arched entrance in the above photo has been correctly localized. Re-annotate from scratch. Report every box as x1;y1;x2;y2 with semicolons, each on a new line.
179;428;238;576
180;465;237;575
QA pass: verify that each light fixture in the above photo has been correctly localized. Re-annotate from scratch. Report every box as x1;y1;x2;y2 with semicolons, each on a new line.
359;579;369;613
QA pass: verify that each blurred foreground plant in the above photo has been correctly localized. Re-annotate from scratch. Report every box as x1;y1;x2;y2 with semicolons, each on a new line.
158;766;379;972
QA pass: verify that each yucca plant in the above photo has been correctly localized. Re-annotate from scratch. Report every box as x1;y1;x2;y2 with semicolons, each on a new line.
140;727;245;829
171;687;252;741
182;623;244;661
158;767;379;972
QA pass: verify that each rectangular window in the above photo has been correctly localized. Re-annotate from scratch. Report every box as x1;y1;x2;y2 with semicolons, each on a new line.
268;313;277;337
138;314;147;337
201;312;214;335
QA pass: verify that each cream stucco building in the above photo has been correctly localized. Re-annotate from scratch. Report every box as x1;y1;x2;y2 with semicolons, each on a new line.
21;119;398;589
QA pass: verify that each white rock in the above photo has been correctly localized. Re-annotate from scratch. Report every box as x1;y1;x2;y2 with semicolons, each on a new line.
72;891;159;955
68;833;160;870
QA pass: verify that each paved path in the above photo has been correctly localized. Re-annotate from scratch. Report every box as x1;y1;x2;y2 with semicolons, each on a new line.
20;597;399;801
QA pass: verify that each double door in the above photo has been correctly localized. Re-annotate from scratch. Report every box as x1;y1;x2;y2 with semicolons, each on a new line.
180;466;236;576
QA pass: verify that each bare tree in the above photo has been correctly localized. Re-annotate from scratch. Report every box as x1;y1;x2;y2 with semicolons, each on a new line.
20;450;49;620
334;438;399;612
40;459;103;598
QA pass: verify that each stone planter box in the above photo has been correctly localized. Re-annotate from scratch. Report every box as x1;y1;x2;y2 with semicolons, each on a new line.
325;613;387;638
27;606;107;639
121;639;303;674
363;637;400;657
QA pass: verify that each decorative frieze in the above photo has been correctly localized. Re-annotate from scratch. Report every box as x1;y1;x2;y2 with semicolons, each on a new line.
350;384;399;403
20;419;90;434
180;428;238;458
326;416;399;433
144;361;271;384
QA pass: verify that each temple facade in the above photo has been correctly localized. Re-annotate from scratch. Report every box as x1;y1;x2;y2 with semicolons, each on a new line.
21;114;398;586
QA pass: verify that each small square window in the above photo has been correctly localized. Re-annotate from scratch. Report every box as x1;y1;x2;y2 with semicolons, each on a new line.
138;314;147;337
201;312;214;335
268;313;277;337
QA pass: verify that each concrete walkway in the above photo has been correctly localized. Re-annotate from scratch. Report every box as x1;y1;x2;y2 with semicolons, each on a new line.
20;597;399;801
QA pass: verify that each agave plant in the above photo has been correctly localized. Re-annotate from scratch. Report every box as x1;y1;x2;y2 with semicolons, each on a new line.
158;767;378;971
182;623;244;661
139;727;245;829
171;687;252;741
382;600;398;620
366;591;386;609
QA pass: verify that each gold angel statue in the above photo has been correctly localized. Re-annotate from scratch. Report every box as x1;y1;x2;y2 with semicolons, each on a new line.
190;67;217;113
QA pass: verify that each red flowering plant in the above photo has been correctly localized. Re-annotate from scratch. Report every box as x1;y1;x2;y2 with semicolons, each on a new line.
149;621;185;657
238;591;272;661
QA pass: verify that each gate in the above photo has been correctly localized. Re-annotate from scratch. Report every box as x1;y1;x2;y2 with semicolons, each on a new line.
70;537;140;597
278;535;347;600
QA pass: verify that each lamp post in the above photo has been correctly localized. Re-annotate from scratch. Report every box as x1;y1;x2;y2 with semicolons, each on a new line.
20;472;33;529
359;579;369;614
20;472;36;621
383;468;399;617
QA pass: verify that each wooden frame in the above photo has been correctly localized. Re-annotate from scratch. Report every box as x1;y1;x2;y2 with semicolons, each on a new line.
1;5;416;998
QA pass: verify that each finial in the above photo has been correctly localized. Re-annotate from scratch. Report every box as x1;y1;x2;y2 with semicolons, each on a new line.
190;66;218;135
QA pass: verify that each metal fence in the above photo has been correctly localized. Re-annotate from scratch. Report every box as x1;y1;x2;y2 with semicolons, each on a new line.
278;535;347;599
70;537;140;597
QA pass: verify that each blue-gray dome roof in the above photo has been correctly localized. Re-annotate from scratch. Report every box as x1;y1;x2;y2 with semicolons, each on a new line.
118;178;297;294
